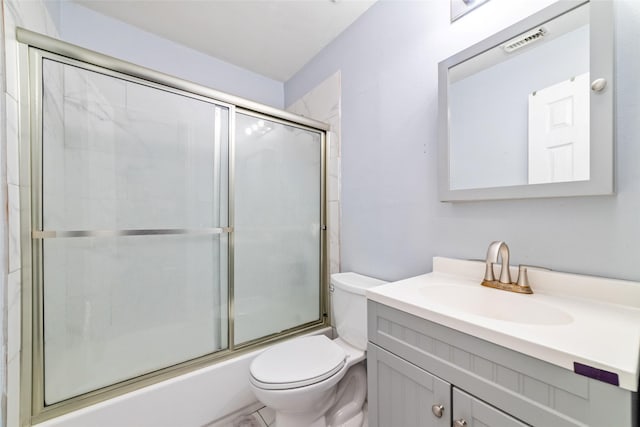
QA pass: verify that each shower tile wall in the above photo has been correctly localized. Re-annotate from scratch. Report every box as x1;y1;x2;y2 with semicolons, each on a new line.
3;0;60;424
287;71;341;275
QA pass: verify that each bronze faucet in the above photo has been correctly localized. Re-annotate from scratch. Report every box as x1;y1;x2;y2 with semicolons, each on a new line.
481;241;533;294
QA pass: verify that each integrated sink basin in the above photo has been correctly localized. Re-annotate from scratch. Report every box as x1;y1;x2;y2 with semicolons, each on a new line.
419;285;573;325
366;256;640;392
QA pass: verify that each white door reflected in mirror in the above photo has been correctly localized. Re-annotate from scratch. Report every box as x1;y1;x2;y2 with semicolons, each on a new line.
528;72;590;184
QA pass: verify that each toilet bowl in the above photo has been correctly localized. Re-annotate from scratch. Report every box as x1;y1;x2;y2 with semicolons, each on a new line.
249;272;387;427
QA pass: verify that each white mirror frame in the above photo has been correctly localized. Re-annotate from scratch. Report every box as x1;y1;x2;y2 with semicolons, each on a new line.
438;0;614;202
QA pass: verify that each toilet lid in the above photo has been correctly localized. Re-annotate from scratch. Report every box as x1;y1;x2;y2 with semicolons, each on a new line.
250;335;346;390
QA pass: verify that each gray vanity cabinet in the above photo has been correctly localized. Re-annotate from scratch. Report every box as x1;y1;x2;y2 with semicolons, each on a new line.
453;388;528;427
368;343;450;427
368;343;527;427
367;301;638;427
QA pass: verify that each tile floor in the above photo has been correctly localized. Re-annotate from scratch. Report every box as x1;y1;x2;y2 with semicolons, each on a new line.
225;404;368;427
210;402;368;427
208;405;275;427
236;406;275;427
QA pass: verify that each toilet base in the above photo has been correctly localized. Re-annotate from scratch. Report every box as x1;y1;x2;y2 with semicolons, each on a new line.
326;363;367;427
274;412;328;427
271;384;338;427
331;411;364;427
270;363;367;427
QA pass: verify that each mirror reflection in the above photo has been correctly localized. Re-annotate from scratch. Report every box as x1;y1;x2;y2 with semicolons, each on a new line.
448;3;589;190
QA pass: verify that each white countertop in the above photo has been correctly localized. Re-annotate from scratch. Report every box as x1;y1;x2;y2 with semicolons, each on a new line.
366;257;640;391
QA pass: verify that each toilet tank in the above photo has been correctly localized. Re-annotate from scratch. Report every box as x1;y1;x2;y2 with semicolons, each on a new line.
330;272;387;351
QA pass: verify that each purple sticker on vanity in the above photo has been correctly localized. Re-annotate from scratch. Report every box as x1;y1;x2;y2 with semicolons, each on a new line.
573;362;619;386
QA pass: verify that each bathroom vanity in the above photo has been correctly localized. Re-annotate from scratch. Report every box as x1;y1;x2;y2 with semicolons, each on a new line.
366;258;640;427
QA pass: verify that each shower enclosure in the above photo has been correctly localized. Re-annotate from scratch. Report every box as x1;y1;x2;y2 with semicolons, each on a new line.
18;30;328;422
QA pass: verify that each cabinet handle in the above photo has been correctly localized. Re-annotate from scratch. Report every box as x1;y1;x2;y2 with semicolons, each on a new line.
431;404;445;418
591;78;607;92
453;419;468;427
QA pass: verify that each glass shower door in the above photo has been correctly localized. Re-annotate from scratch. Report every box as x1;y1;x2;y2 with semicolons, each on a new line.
39;58;230;404
234;113;322;345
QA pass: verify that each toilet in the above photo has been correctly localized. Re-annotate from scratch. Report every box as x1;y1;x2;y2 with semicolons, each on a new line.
249;272;387;427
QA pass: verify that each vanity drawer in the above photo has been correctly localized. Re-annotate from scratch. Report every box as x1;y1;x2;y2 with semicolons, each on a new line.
367;301;638;427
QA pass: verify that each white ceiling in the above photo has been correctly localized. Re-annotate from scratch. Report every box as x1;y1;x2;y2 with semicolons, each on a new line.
74;0;376;82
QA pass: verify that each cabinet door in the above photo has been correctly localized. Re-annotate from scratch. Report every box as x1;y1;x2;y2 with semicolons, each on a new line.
368;343;450;427
452;388;529;427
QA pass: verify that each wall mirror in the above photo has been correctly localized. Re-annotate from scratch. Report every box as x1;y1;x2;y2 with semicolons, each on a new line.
438;0;614;201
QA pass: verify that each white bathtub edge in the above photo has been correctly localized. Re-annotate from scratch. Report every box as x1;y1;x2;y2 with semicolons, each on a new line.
35;327;332;427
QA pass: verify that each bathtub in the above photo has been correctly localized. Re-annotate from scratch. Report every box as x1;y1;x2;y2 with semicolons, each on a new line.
36;327;332;427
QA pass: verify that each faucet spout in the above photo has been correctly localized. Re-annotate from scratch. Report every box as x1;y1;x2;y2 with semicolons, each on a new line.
483;241;512;284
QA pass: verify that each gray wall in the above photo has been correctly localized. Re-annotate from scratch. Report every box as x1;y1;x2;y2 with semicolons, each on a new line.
285;0;640;283
54;2;284;108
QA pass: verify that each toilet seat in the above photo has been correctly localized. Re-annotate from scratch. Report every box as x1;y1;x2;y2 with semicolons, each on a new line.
250;335;347;390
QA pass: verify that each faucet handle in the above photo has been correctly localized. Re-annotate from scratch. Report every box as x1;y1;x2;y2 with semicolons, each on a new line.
513;265;535;294
516;265;529;287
